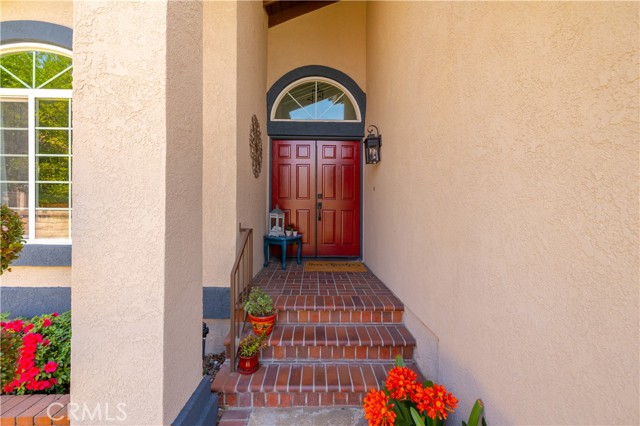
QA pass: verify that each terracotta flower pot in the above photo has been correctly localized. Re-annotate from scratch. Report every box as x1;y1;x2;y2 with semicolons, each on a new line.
248;312;277;336
237;354;260;375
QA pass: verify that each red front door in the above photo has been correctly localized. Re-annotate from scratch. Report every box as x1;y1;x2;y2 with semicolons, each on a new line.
272;140;360;257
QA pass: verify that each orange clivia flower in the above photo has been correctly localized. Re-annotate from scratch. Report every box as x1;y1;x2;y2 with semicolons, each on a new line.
363;388;397;426
412;383;458;420
385;366;418;400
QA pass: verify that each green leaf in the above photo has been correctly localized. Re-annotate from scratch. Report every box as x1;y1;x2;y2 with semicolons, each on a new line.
467;399;484;426
394;400;411;424
410;407;426;426
395;354;405;367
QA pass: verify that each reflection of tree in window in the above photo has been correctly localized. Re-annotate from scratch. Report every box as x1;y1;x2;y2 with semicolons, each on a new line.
1;47;72;240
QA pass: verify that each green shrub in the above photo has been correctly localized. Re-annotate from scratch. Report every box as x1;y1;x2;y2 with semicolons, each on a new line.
1;205;25;274
0;311;71;394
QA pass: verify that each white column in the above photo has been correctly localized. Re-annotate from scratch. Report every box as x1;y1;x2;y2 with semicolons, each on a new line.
72;1;202;424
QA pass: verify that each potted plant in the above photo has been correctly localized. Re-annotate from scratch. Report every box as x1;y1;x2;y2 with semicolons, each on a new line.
237;333;265;375
243;287;277;336
285;223;296;237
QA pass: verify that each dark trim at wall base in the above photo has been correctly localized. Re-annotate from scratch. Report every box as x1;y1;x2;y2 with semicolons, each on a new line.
203;287;230;319
171;376;219;426
1;287;70;318
0;20;73;50
1;287;230;319
13;245;72;267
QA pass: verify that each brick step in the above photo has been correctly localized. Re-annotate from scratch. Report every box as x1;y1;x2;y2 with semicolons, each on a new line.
235;295;404;325
211;360;424;408
261;324;415;361
277;308;403;324
273;294;404;313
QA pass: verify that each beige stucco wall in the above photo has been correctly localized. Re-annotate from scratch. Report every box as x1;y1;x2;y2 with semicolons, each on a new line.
72;1;202;424
203;0;268;286
1;267;71;287
0;0;72;27
202;1;238;287
267;0;366;91
365;2;639;424
236;1;268;273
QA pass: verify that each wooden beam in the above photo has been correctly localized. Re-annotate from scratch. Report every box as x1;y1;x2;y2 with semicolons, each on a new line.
266;1;338;28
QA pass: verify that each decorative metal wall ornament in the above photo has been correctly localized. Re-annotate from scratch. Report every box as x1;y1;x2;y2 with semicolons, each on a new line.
250;115;263;178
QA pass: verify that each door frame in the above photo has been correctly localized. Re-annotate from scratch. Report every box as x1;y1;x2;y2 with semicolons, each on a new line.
269;137;364;259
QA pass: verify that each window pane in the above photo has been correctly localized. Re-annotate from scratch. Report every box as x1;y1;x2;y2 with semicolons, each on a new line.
1;130;28;154
40;69;72;90
315;81;357;120
36;210;69;239
37;129;69;154
37;156;69;181
1;155;28;181
35;52;72;89
0;52;33;88
37;183;69;208
13;208;29;239
274;80;358;121
0;182;28;208
1;99;28;128
275;81;315;119
37;99;69;127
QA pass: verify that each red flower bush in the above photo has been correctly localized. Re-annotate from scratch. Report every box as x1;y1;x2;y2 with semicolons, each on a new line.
0;312;70;395
363;356;459;426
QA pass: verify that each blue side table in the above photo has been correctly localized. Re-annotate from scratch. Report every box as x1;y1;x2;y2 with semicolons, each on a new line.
263;234;302;270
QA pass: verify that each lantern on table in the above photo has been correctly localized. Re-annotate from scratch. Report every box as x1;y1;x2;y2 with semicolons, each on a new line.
268;205;285;236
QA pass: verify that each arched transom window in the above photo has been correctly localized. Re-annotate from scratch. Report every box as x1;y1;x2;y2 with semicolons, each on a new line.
272;77;360;122
0;43;73;242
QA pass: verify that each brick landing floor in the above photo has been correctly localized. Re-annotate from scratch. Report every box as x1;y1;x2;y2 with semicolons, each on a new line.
216;259;421;426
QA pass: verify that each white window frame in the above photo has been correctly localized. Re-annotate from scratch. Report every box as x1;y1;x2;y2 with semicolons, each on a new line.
271;76;362;123
1;43;73;245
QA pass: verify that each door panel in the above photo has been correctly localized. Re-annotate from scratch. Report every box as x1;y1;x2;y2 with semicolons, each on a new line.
272;140;360;257
317;141;360;256
272;140;316;256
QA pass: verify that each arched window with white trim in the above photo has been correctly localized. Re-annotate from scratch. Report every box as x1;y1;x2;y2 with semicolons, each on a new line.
0;43;73;242
272;77;360;122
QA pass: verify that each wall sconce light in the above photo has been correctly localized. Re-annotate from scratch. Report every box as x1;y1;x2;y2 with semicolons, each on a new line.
363;125;382;164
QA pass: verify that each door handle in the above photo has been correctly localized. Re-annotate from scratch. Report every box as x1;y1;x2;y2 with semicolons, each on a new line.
317;202;322;221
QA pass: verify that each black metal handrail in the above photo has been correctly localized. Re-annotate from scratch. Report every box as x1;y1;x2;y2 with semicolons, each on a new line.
229;225;253;372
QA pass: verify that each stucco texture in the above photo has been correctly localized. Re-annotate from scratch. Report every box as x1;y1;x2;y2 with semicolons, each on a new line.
365;2;639;424
1;267;70;287
236;1;268;274
0;1;72;27
267;0;366;91
72;1;202;424
203;0;268;287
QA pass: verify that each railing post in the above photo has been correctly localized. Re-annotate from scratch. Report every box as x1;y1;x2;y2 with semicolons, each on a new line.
228;227;253;374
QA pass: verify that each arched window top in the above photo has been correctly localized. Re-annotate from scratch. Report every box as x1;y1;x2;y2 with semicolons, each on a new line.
272;77;360;122
0;43;72;90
